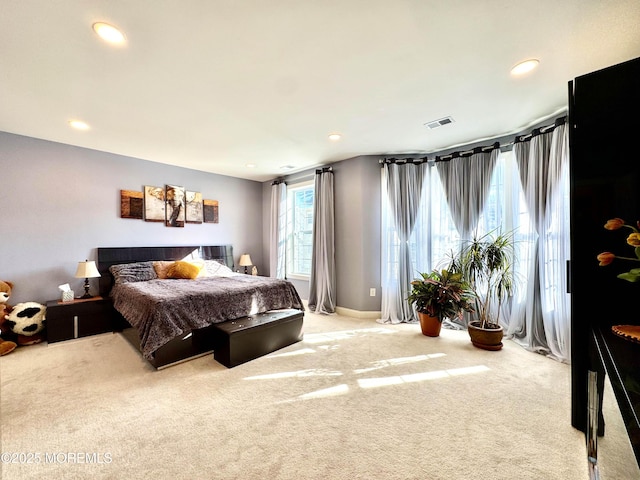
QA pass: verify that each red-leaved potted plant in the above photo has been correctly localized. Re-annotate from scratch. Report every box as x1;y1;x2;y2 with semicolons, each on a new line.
407;269;475;337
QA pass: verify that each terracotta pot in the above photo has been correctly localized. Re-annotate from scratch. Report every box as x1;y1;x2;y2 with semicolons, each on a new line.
418;312;442;337
468;321;503;350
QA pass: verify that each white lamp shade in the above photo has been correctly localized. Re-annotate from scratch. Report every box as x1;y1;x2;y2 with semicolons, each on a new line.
75;260;101;278
238;254;253;267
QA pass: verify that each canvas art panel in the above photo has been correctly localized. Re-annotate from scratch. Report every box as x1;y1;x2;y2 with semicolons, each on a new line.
203;199;219;223
186;191;203;224
144;185;165;222
165;184;185;227
120;190;143;219
128;185;212;226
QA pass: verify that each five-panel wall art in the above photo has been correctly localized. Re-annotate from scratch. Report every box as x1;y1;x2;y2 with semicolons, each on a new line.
120;185;219;227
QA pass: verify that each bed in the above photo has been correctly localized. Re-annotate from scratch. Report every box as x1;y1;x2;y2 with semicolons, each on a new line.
97;245;304;368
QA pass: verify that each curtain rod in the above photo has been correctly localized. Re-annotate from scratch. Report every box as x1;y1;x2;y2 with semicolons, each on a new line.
315;166;333;174
380;115;567;165
379;157;428;165
435;142;500;163
512;116;566;145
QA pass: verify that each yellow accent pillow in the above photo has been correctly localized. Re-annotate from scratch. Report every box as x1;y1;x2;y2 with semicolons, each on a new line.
166;261;201;279
153;261;174;279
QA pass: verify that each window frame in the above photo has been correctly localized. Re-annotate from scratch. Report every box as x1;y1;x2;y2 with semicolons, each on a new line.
285;180;314;280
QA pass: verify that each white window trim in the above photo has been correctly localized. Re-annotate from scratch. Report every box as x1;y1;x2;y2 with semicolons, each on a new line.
286;180;314;280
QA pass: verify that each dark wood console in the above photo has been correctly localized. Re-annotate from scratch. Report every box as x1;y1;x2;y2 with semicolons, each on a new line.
590;327;640;464
569;56;640;473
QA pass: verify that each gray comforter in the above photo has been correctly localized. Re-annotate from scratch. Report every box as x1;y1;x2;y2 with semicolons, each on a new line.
111;275;304;359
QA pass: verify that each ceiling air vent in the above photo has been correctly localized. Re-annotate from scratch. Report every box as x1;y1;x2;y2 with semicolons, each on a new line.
424;116;455;130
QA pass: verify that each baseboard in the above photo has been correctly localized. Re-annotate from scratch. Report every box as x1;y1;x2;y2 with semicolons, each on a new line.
301;299;381;319
335;307;381;319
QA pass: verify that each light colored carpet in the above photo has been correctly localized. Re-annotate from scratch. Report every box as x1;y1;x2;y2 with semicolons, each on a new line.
0;310;633;479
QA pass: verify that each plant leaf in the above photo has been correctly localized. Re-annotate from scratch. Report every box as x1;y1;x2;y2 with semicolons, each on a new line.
617;271;640;282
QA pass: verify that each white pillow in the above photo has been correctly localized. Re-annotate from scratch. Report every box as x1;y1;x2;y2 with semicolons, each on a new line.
203;260;235;277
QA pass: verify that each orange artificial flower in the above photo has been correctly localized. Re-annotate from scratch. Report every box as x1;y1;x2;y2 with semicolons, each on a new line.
599;217;640;282
604;218;625;230
597;252;615;266
628;233;640;247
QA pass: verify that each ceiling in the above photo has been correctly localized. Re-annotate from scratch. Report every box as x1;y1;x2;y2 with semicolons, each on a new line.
1;1;639;182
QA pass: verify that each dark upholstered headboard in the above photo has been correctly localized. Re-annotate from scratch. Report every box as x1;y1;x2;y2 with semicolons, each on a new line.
97;245;234;295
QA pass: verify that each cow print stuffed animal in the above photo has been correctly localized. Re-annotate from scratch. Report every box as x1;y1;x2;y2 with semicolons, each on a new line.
3;302;47;346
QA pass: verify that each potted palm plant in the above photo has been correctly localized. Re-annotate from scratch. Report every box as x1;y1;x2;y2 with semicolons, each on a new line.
448;230;516;350
407;269;475;337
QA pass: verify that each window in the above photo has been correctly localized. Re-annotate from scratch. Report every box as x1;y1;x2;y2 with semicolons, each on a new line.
427;166;460;270
380;164;458;291
286;181;314;278
381;153;530;283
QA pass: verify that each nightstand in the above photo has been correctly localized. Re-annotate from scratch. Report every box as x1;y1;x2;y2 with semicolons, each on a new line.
45;296;114;343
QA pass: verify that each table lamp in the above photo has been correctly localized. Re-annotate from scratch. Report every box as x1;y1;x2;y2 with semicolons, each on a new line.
238;254;253;274
75;260;101;298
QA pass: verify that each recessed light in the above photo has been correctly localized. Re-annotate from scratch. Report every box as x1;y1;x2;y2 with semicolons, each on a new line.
280;165;295;171
92;22;126;45
511;59;539;76
69;120;90;130
328;133;341;141
245;163;256;168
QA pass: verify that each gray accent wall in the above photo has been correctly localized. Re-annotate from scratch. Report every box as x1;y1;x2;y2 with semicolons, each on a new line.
1;131;264;304
261;155;382;313
334;155;382;312
2;130;383;312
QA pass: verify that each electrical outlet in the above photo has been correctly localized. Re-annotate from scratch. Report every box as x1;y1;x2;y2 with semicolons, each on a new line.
369;288;376;297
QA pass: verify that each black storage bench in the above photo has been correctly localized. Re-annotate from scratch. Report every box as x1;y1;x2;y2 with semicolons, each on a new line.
212;310;304;368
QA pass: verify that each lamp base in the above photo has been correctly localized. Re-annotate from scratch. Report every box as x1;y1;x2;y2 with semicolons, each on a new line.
81;279;92;298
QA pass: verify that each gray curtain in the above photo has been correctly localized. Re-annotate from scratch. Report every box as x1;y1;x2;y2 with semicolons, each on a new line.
507;123;571;361
379;161;428;324
436;147;499;240
269;181;287;279
512;135;548;351
308;168;336;314
436;147;498;326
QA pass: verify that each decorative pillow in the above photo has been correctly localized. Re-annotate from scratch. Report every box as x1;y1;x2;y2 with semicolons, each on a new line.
190;260;207;277
203;259;234;277
153;261;174;279
109;261;157;284
166;261;201;280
